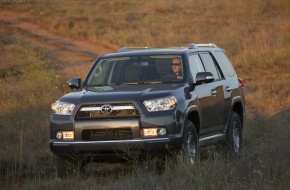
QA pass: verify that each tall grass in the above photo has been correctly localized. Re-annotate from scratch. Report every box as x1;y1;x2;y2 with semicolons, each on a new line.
0;33;68;186
9;110;287;190
2;0;290;115
0;0;290;189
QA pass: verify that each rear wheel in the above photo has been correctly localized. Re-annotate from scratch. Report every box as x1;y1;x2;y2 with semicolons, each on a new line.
225;112;243;159
181;120;199;165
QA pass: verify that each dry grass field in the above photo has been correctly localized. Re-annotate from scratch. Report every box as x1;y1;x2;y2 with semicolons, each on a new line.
0;0;289;189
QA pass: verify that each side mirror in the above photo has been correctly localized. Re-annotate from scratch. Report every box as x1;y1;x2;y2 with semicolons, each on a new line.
67;77;81;89
195;72;214;85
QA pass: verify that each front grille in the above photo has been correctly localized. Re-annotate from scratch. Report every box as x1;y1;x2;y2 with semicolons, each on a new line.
82;128;133;141
75;103;140;119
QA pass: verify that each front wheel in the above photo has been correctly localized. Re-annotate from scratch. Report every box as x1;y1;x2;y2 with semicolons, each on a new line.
54;155;87;178
181;120;199;165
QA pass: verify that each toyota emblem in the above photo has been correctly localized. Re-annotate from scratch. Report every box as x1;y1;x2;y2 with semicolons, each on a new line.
100;105;113;114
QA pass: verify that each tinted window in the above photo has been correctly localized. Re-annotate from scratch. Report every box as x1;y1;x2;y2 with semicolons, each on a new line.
188;54;205;82
200;53;221;80
85;55;185;86
212;51;236;77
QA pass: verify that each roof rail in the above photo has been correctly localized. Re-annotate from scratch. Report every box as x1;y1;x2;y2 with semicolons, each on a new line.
188;43;218;49
118;47;150;52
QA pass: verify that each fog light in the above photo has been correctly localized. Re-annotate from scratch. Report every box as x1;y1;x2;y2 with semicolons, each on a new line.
141;128;167;137
55;131;74;140
157;128;167;136
56;131;63;140
63;131;74;140
141;128;158;137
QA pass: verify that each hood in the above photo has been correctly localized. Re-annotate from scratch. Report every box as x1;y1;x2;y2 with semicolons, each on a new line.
59;83;186;104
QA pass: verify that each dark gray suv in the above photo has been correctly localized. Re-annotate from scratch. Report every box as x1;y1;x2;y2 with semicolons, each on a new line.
50;43;246;176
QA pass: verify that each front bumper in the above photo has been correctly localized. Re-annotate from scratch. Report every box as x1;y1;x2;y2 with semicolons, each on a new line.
50;137;180;161
50;108;183;160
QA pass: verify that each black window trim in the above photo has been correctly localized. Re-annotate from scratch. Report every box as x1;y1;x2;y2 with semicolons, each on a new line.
197;51;225;81
213;50;237;77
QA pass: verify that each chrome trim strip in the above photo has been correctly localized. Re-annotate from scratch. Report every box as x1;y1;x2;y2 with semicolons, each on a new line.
52;137;170;146
80;106;135;111
113;106;135;110
80;107;101;111
206;76;214;80
199;134;225;142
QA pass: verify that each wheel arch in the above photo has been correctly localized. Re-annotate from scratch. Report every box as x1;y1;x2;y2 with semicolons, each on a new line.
186;106;200;136
231;96;245;129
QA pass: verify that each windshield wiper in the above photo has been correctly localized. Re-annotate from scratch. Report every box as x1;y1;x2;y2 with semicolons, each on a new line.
144;81;162;84
87;81;163;87
122;82;142;85
87;82;124;86
86;84;105;87
122;81;162;85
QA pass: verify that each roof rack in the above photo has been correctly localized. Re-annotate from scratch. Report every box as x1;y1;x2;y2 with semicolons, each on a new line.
118;47;150;52
188;43;218;49
118;44;218;52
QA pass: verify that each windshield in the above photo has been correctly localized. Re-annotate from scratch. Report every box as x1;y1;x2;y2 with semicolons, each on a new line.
85;55;184;86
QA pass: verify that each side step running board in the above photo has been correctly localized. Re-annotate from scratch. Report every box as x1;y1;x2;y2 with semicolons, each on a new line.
199;133;226;147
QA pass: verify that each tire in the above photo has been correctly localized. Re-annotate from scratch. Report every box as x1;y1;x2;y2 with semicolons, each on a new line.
225;112;243;159
54;155;87;178
181;120;199;165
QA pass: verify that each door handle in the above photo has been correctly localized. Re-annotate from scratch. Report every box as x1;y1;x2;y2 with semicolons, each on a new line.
225;86;232;92
211;89;217;96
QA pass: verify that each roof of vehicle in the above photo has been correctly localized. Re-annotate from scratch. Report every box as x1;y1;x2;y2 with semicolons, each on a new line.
101;43;223;58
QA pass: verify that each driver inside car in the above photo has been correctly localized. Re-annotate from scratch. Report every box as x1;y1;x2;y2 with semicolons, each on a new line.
171;57;183;80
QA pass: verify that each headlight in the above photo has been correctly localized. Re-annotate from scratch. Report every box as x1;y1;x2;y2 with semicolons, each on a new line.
51;101;75;115
143;96;177;112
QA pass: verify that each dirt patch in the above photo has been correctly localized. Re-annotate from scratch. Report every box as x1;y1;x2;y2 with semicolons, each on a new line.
0;9;114;76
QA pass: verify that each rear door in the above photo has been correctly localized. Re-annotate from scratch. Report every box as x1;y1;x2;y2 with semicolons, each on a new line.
212;51;238;122
197;52;227;134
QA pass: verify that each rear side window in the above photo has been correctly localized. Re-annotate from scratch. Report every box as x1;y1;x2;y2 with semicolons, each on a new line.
212;51;236;77
199;53;222;80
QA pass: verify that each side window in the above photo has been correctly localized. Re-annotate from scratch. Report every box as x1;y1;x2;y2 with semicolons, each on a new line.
188;54;205;82
199;53;221;80
212;51;236;77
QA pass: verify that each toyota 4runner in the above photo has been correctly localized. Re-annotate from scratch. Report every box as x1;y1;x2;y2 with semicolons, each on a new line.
50;43;246;176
